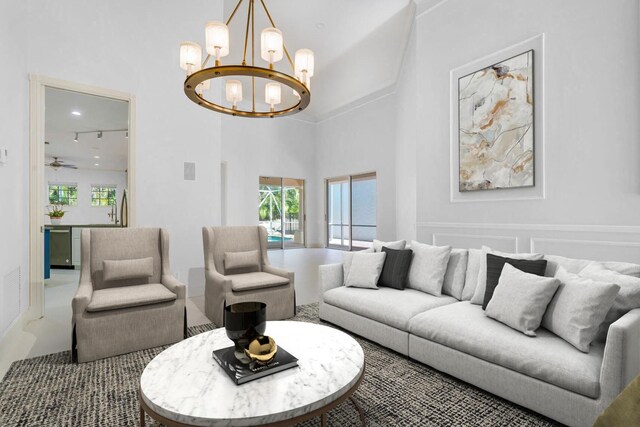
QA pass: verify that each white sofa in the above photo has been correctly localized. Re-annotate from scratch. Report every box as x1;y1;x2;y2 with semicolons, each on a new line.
318;253;640;427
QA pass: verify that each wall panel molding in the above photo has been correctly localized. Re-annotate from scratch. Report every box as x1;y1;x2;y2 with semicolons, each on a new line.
432;233;517;252
417;222;640;235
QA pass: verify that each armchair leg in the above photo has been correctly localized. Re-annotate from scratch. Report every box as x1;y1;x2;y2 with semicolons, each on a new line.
184;307;188;339
71;324;78;363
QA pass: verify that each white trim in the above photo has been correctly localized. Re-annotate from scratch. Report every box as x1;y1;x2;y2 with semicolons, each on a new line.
530;237;640;254
28;75;136;321
432;233;518;251
449;34;545;203
415;0;451;19
417;222;640;234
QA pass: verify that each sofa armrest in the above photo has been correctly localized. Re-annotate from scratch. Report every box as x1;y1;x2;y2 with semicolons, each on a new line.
319;263;343;295
72;279;93;319
263;265;294;283
162;274;187;299
205;269;233;293
600;308;640;402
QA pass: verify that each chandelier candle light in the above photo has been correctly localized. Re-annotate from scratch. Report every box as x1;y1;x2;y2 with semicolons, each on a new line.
179;0;315;118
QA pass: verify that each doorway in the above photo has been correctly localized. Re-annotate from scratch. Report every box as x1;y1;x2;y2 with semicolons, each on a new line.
259;177;305;249
326;172;377;250
29;76;136;320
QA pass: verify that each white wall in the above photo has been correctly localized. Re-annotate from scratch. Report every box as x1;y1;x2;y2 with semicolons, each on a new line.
221;117;320;245
0;0;29;336
404;0;640;260
44;168;127;225
24;0;224;296
315;95;398;243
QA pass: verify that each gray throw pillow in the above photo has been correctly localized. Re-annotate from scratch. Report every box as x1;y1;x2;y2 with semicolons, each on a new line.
407;241;452;296
372;239;406;252
344;252;387;289
541;267;620;352
442;248;468;300
485;264;560;336
580;263;640;341
342;248;374;285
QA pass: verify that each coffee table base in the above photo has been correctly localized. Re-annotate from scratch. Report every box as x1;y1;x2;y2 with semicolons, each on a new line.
139;365;365;427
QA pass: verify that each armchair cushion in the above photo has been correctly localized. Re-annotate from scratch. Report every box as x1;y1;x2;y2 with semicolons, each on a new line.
224;250;260;270
86;283;177;312
103;257;154;282
230;272;290;292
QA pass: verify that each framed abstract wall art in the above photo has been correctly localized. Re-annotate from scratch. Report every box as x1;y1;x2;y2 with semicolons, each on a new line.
458;50;534;192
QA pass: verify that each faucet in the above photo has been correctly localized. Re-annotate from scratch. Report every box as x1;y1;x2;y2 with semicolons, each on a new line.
108;203;119;224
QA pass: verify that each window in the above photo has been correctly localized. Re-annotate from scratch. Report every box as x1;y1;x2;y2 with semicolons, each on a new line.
326;172;376;250
48;184;78;206
91;186;117;206
259;177;305;249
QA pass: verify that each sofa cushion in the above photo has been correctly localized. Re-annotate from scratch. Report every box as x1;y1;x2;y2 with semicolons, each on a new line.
408;301;604;398
461;248;483;301
345;252;387;289
442;249;468;300
323;286;457;331
86;283;176;312
230;272;289;292
103;257;154;282
544;254;640;278
542;267;619;352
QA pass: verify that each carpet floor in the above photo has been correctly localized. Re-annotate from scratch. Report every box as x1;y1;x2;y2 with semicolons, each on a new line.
0;304;562;426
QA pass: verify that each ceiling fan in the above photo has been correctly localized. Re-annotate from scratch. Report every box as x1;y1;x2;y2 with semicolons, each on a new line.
46;157;78;170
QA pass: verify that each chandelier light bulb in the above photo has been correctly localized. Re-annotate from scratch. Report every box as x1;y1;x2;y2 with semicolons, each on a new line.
265;82;281;111
225;80;243;109
261;28;283;68
205;21;230;66
179;41;202;76
295;48;315;84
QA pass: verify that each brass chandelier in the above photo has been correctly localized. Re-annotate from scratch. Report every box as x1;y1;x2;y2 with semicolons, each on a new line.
179;0;315;118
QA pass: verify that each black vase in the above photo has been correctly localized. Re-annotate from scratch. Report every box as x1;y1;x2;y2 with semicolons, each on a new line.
224;302;266;362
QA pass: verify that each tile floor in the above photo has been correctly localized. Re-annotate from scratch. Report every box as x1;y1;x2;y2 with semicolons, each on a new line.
0;248;343;380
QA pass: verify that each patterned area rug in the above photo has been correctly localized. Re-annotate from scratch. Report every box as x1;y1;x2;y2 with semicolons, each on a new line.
0;304;561;426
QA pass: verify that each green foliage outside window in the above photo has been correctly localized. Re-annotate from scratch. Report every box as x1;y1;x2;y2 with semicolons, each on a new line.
48;184;78;206
258;186;299;222
91;186;117;206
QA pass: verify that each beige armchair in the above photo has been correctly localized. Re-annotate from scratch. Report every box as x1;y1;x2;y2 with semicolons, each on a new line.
202;226;295;327
72;228;186;363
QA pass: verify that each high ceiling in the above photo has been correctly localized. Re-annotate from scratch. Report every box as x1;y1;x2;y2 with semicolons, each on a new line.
44;87;129;172
203;0;415;121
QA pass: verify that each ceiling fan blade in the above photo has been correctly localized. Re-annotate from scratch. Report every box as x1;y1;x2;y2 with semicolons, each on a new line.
61;165;78;169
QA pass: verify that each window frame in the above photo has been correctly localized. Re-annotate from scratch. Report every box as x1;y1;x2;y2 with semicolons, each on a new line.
48;183;78;206
90;185;118;207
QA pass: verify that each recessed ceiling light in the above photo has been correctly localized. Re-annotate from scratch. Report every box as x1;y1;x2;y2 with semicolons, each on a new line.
94;163;100;166
71;111;82;116
315;22;325;29
94;155;100;159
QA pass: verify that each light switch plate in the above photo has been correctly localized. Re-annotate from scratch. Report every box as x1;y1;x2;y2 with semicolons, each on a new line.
184;162;196;181
0;147;7;164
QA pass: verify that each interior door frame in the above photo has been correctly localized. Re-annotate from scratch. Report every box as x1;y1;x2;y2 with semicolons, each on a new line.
27;75;137;321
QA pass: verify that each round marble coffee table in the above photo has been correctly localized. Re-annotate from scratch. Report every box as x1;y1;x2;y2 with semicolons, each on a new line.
139;321;365;426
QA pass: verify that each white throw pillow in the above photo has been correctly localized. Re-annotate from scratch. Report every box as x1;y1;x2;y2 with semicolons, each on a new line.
461;248;483;301
344;252;387;289
485;264;560;336
342;248;374;285
373;239;406;252
407;241;452;296
541;267;620;352
442;249;468;300
470;246;544;305
580;263;640;341
544;255;640;278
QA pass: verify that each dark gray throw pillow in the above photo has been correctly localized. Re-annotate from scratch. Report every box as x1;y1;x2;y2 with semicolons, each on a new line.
482;253;548;310
378;247;413;290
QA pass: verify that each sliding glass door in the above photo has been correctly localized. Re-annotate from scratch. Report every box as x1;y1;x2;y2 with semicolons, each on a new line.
259;177;305;249
326;173;376;250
